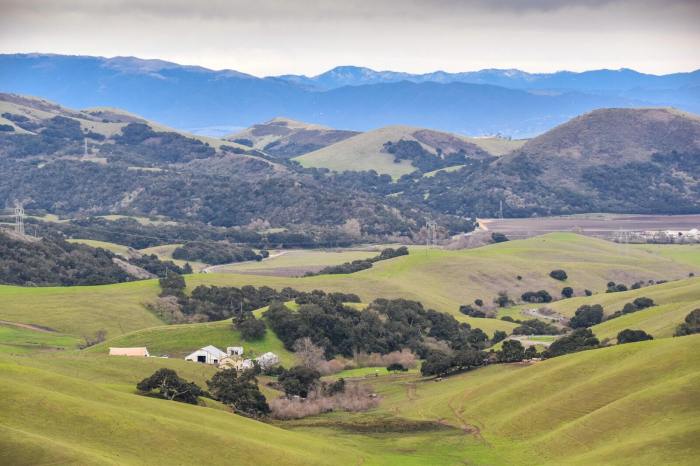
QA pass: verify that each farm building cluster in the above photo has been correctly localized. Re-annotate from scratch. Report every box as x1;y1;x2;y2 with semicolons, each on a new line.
614;228;700;244
108;345;280;371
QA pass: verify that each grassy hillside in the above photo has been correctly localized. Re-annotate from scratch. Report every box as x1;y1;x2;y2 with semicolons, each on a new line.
189;234;696;329
214;248;380;275
88;319;297;366
0;324;81;354
3;234;697;340
370;335;700;465
295;126;418;178
0;280;162;338
67;238;132;256
139;243;208;272
293;125;518;177
226;117;359;158
0;354;366;466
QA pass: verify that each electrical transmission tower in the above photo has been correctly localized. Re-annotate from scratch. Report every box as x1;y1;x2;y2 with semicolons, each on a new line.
14;205;25;236
426;220;438;251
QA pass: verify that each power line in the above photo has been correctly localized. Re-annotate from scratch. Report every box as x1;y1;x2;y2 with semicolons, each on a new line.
14;205;25;236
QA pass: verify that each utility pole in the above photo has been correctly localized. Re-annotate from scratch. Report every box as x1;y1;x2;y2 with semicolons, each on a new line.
499;200;504;219
84;137;88;157
14;205;25;236
426;220;438;253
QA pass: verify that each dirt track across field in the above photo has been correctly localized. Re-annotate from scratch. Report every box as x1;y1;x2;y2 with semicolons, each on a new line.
0;320;57;333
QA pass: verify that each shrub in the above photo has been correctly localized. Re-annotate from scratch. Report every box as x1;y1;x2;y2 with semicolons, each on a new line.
617;329;653;344
420;351;453;376
474;299;484;307
521;290;552;303
237;317;267;340
549;269;568;281
674;309;700;336
459;304;486;318
569;304;604;328
513;319;560;335
561;287;574;298
387;362;408;372
269;383;378;419
494;291;514;308
159;270;186;297
492;330;507;343
499;340;525;363
206;369;269;418
523;346;538;359
491;232;509;243
278;366;321;398
546;329;599;357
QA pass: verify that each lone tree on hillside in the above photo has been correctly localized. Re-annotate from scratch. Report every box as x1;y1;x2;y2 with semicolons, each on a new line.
617;329;653;344
674;309;700;336
137;368;204;404
207;369;269;418
159;270;186;297
569;304;604;328
499;340;525;363
493;291;514;308
546;328;599;357
549;269;568;281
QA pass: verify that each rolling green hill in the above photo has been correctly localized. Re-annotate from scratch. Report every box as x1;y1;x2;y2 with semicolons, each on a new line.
0;354;366;466
226;117;359;159
294;125;520;177
368;334;700;465
2;234;697;340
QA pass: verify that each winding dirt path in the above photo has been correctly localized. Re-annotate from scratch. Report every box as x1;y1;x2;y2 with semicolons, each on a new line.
0;320;57;333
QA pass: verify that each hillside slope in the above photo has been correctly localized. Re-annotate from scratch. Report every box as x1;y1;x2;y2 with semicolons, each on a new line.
1;93;455;238
403;107;700;217
2;234;696;339
0;355;365;466
294;125;518;177
226;117;359;158
376;335;700;465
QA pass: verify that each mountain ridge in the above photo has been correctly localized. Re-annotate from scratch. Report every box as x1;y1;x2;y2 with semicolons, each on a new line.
2;53;698;137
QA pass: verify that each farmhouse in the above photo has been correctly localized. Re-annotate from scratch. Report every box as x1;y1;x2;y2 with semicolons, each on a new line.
109;347;150;357
185;345;227;364
219;356;251;371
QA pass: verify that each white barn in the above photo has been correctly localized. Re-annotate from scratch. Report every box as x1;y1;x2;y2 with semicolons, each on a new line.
185;345;227;364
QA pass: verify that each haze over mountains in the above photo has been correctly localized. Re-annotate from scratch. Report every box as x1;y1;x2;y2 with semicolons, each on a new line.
1;54;699;137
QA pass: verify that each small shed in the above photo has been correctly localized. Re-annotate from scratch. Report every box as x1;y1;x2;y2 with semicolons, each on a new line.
185;345;227;364
109;347;150;357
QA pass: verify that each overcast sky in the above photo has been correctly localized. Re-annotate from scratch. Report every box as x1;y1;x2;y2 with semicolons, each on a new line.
1;0;698;76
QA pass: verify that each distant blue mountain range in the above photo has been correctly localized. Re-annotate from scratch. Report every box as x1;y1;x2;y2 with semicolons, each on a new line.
1;54;698;137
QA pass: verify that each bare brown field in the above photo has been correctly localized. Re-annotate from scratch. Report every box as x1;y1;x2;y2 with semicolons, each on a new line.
478;214;700;240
